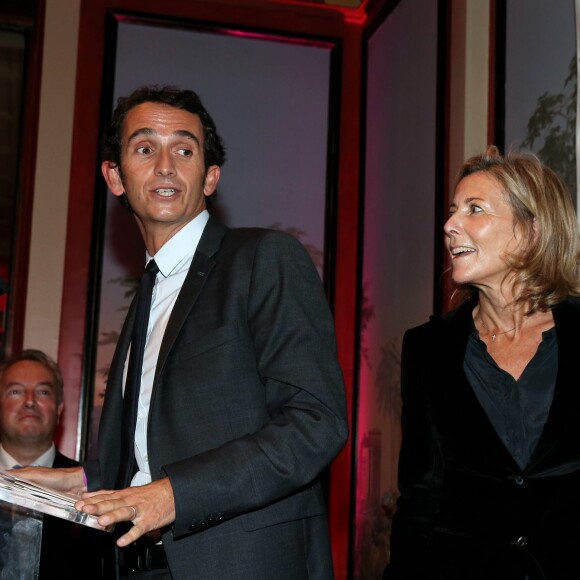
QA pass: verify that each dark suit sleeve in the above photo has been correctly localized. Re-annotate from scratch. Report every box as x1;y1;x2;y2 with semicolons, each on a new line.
163;231;348;537
384;329;443;579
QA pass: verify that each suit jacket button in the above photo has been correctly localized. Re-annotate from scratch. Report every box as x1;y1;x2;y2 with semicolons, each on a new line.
511;536;528;550
514;475;524;486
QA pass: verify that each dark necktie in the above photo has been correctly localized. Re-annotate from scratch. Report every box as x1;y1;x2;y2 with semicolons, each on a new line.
116;259;159;488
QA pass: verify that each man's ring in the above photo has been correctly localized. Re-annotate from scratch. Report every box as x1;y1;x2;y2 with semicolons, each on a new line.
128;506;138;521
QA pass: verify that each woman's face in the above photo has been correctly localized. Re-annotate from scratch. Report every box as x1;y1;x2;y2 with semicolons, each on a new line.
444;172;524;291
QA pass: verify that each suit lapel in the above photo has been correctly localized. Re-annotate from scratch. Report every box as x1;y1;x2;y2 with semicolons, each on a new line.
432;301;493;424
434;300;524;469
441;298;580;473
99;217;228;487
96;295;137;487
527;299;580;468
105;298;135;399
153;216;228;387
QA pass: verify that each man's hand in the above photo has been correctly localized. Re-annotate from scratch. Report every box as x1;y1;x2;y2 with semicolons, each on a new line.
75;477;175;546
13;466;86;496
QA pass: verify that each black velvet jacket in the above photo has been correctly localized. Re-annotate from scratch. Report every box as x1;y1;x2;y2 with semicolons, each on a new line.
384;297;580;580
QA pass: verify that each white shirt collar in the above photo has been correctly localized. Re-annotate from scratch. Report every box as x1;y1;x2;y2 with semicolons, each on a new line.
0;443;56;469
146;210;209;278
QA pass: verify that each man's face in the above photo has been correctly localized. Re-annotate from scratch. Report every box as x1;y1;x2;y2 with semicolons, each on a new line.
102;102;220;247
0;360;63;447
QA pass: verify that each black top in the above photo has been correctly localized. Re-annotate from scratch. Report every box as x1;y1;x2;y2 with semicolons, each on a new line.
464;324;558;470
385;297;580;579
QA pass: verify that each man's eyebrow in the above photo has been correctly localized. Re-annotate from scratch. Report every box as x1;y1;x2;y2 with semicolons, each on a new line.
126;128;201;146
3;381;55;389
3;382;24;389
173;130;200;144
35;382;56;389
126;128;155;143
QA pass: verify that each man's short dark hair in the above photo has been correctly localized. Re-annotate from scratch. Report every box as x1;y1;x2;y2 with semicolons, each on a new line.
0;349;64;404
101;85;226;170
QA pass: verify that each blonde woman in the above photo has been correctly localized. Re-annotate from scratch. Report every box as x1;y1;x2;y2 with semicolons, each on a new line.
385;146;580;579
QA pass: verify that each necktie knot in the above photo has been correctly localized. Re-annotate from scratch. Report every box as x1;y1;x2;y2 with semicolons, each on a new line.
146;259;159;276
140;259;159;299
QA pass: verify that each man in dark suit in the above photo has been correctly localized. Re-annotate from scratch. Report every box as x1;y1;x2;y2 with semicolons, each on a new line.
22;86;348;579
0;349;106;578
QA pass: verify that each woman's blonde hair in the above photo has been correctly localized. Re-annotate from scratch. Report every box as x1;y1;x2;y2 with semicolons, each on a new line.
451;145;580;312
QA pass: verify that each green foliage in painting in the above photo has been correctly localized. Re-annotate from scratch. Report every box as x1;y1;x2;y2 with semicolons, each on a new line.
522;55;577;197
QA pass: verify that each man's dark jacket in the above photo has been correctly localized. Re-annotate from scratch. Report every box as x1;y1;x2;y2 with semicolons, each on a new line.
85;218;348;579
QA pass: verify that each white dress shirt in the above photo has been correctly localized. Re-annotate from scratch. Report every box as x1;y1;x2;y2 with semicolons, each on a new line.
0;443;56;469
129;210;209;487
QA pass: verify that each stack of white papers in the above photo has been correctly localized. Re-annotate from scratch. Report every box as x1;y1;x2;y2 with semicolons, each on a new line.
0;470;114;531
